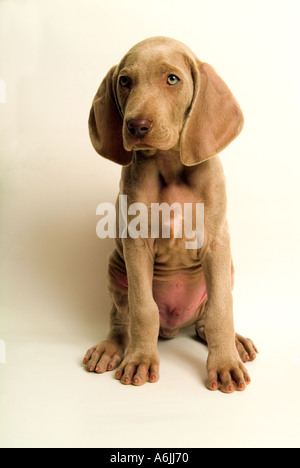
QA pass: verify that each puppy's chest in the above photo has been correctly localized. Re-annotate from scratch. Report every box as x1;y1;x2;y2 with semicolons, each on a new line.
151;183;202;264
158;182;197;203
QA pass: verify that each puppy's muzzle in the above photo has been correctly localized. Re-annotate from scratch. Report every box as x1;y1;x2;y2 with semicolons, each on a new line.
127;119;153;138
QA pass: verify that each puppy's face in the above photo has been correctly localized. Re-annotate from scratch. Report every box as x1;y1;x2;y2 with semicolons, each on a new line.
115;39;195;153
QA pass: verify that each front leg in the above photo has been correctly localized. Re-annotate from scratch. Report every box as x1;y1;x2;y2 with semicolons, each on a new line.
202;232;251;393
116;239;160;386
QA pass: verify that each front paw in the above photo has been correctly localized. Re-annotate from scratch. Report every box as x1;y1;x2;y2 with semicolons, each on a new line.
207;350;251;394
115;349;160;386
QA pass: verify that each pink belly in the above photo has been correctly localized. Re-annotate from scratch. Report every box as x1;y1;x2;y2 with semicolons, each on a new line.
112;269;207;332
153;274;207;330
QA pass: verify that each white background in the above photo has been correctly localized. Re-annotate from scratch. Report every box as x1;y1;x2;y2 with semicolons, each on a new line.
0;0;300;448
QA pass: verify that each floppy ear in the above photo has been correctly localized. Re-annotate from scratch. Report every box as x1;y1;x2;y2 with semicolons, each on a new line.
180;60;244;166
88;66;133;166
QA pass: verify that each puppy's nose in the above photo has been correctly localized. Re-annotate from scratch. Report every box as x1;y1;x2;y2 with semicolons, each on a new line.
127;119;152;137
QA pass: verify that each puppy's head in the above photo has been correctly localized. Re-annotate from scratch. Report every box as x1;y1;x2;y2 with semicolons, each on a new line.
115;37;194;155
89;37;244;166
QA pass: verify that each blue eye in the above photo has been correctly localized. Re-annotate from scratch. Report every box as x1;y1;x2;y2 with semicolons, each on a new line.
167;75;180;86
119;76;130;87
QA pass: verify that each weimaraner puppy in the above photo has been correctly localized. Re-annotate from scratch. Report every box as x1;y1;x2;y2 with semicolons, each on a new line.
83;37;258;393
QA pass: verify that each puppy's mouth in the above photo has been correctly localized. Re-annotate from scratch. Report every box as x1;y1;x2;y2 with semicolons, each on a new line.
125;138;172;153
124;131;176;153
123;132;156;151
131;140;155;151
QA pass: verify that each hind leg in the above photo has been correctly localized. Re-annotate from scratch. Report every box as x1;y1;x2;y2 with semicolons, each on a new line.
234;333;259;363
